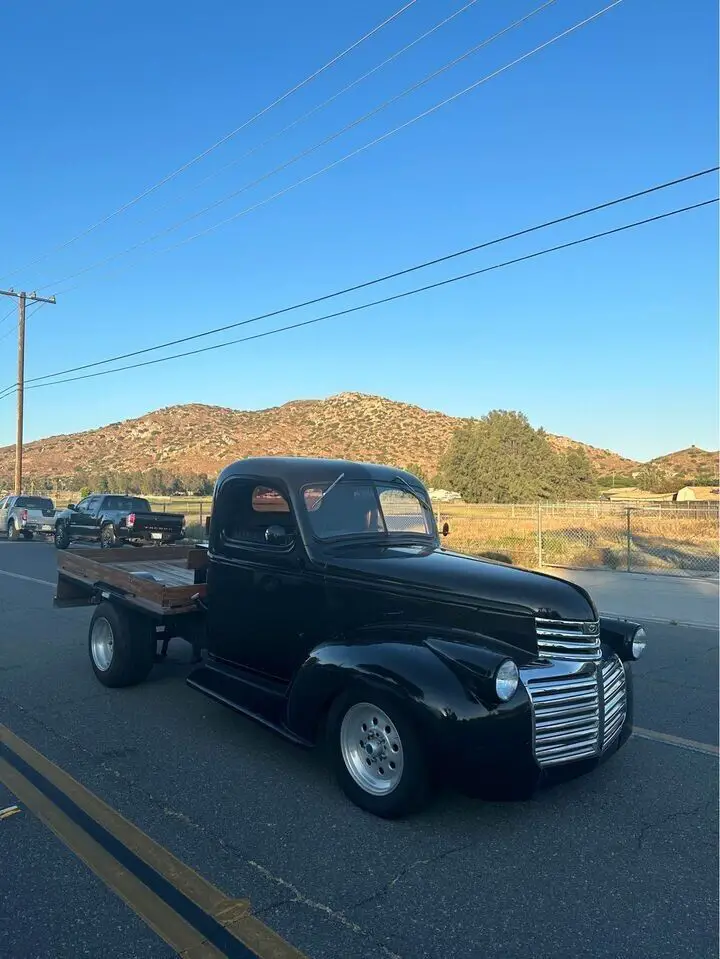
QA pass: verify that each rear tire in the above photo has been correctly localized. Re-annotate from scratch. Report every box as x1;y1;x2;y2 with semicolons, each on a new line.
22;531;33;541
7;520;18;541
54;524;70;550
327;688;430;818
89;602;154;688
99;523;116;549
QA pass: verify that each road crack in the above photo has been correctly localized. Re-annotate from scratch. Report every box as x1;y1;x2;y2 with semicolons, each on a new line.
634;798;715;851
347;841;475;912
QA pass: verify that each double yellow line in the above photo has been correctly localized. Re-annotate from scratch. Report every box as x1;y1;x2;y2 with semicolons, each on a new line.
0;724;305;959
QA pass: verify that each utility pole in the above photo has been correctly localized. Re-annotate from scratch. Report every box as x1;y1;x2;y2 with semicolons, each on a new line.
0;289;57;493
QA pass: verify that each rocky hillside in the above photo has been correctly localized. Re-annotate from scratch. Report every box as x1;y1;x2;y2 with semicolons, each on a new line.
647;446;719;478
0;391;646;481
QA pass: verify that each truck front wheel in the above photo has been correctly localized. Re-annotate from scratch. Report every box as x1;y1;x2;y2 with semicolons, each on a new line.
55;525;70;550
88;602;154;687
327;689;430;818
7;520;18;541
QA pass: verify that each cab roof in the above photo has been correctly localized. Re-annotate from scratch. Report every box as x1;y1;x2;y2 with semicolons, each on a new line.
216;457;424;488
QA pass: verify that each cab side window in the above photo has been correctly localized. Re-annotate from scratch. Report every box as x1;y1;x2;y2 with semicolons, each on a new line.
217;479;296;551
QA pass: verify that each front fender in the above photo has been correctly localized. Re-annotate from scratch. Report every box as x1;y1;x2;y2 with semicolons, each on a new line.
285;624;533;777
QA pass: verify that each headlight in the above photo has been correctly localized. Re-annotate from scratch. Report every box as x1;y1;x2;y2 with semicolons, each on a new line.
495;659;519;702
631;626;647;660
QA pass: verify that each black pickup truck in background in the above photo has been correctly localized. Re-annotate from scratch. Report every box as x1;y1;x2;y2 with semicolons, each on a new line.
54;494;185;549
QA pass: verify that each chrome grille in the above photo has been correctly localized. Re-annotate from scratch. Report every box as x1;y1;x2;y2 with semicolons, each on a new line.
601;656;626;748
522;654;627;768
535;617;601;661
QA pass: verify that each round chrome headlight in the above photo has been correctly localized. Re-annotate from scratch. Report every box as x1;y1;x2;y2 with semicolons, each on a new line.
631;626;647;660
495;659;519;702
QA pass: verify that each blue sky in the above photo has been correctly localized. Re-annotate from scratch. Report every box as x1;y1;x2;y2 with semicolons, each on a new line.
0;0;717;462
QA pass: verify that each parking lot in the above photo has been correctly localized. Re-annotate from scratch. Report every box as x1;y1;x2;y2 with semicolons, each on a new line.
0;540;717;959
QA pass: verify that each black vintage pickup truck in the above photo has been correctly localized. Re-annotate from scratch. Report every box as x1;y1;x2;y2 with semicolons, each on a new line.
55;458;646;818
54;494;185;549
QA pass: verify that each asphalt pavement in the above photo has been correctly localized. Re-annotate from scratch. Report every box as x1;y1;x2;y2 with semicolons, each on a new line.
0;540;717;959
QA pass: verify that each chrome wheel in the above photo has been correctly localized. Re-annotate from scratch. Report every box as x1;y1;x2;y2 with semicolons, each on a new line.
90;617;114;671
340;702;404;796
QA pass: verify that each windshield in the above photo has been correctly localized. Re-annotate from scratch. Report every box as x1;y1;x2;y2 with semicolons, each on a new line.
15;496;54;510
303;480;434;540
103;496;151;513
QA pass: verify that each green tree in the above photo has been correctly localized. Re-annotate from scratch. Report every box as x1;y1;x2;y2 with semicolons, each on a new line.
441;410;597;503
558;449;599;500
636;468;684;493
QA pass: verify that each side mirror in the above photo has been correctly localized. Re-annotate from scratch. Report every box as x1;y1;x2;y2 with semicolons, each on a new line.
441;522;450;537
265;524;291;546
67;503;76;510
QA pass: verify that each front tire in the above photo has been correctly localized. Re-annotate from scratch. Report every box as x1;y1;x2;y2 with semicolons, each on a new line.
7;520;18;541
54;524;70;550
327;689;430;818
89;602;154;687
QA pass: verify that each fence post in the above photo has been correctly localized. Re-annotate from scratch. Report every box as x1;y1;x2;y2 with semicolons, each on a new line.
626;508;631;572
199;501;204;526
537;502;543;568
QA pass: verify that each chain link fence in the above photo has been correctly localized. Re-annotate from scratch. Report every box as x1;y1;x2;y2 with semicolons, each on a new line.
437;502;719;576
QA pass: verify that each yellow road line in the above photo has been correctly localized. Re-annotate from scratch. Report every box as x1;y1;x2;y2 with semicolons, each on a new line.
633;726;719;757
0;724;305;959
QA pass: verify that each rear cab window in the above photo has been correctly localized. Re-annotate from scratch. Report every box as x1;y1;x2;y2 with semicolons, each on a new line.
15;496;54;511
101;496;151;513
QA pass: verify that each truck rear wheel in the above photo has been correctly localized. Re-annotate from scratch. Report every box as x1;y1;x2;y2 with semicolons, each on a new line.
99;523;116;549
88;602;154;688
327;689;430;818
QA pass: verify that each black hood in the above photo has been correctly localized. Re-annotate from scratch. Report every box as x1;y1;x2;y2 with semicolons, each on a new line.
323;543;597;621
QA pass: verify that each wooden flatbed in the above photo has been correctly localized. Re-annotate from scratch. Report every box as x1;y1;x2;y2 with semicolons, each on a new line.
55;545;209;616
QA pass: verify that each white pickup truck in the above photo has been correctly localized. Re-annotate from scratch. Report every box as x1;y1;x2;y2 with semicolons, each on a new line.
0;494;57;540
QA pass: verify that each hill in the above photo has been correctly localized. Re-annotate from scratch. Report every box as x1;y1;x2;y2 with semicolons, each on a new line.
647;446;719;478
0;391;658;485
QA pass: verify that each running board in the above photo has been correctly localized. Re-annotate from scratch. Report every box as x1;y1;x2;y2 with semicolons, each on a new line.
186;664;311;748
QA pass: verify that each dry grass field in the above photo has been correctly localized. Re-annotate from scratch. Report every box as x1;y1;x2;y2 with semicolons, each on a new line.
438;502;719;575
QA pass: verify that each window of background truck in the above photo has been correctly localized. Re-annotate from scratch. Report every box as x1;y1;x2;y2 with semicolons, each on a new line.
103;496;151;513
15;496;54;510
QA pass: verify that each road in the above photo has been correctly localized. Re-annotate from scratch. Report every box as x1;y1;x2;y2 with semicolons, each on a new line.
0;541;717;959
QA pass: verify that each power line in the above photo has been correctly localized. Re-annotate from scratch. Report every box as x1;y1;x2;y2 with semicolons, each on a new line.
27;166;716;386
0;0;419;283
40;0;560;292
0;302;48;391
17;198;716;397
0;305;17;329
142;0;485;224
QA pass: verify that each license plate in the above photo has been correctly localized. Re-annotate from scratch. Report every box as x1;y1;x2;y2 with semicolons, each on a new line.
151;532;163;540
42;525;53;531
